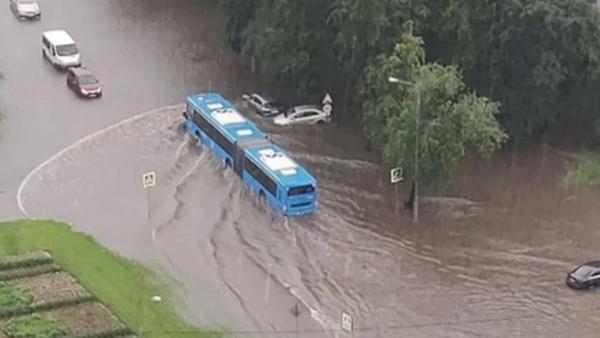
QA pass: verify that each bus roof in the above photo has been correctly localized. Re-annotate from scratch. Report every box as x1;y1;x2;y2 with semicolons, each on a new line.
187;92;266;142
245;143;316;188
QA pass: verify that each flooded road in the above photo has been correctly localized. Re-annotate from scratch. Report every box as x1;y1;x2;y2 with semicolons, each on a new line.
4;1;600;337
0;0;244;217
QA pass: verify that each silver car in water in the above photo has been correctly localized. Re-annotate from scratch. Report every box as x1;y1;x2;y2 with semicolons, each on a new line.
9;0;41;20
242;93;284;117
273;105;331;126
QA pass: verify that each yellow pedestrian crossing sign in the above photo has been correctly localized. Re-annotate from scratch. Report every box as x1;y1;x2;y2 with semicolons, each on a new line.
142;171;156;189
390;167;403;183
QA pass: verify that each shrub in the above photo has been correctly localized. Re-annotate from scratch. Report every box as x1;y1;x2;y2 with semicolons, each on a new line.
0;265;62;282
0;281;33;312
3;313;71;338
563;152;600;188
0;253;53;272
31;295;95;312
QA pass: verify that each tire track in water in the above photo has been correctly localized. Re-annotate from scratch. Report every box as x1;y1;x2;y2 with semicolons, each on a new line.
205;178;269;331
151;150;205;242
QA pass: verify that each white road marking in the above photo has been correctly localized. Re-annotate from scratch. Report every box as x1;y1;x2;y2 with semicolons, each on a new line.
16;104;182;217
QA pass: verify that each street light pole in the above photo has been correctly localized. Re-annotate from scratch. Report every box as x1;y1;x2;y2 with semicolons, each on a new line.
388;76;420;222
413;88;420;223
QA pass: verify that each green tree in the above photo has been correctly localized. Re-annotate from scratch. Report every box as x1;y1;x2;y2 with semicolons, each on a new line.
241;0;335;98
219;0;262;52
361;26;425;149
362;31;507;188
327;0;429;102
437;0;600;140
231;0;430;107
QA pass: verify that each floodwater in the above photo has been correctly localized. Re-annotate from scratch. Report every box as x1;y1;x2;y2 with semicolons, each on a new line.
3;1;600;337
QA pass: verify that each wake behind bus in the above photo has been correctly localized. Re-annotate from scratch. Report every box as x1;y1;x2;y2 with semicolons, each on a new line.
182;92;318;216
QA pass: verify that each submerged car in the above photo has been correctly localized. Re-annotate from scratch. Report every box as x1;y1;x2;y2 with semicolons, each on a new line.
242;93;284;117
66;67;102;98
566;261;600;290
273;105;331;126
9;0;40;20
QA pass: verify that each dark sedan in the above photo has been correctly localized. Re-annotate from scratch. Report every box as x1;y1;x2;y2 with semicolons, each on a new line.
566;261;600;290
66;67;102;98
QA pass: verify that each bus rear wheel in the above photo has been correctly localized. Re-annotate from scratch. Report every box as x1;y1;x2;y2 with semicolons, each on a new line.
225;159;232;168
259;190;266;200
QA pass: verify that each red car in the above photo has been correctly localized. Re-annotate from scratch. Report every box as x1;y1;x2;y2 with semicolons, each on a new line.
66;67;102;98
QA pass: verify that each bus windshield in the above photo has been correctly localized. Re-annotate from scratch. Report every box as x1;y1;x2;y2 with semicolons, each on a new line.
288;185;315;196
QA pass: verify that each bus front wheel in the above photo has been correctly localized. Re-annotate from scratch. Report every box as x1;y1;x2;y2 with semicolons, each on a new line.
259;190;266;200
225;159;232;168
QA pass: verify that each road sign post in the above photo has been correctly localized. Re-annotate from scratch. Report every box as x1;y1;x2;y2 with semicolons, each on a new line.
390;167;403;213
390;167;403;184
341;311;353;333
142;172;156;229
322;93;333;120
292;302;301;338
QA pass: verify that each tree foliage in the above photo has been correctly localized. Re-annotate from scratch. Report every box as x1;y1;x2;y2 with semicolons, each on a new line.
241;0;335;96
362;32;507;188
220;0;429;104
436;0;600;139
220;0;262;52
219;0;600;143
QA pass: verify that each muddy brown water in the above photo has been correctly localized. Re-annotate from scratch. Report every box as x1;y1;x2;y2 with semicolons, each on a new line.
3;1;600;338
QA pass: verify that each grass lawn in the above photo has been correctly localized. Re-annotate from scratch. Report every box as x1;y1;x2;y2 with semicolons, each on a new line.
0;220;224;338
563;152;600;188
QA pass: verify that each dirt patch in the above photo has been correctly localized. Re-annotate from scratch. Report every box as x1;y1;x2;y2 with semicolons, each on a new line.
45;302;125;336
16;272;91;305
0;320;6;338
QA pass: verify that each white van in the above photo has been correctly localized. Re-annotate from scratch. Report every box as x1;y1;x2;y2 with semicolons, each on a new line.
42;30;81;70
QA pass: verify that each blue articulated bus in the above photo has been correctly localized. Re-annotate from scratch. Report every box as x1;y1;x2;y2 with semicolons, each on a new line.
182;92;318;216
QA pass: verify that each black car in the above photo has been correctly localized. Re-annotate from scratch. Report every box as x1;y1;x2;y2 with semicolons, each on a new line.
242;93;284;117
566;261;600;290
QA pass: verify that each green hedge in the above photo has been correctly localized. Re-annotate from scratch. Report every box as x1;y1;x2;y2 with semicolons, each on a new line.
0;264;62;282
0;252;53;272
32;295;95;312
3;313;71;338
0;294;95;320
